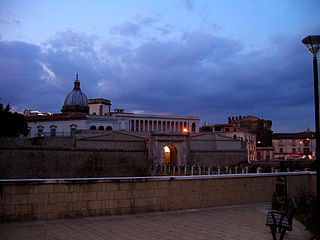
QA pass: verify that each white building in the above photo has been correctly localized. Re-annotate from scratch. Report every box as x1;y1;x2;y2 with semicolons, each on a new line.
272;132;316;160
26;74;200;138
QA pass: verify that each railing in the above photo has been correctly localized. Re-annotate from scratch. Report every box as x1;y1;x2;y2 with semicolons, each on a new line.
154;164;310;176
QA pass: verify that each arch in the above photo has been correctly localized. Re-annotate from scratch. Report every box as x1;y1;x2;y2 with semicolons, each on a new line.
98;126;104;131
163;145;178;166
106;126;112;131
90;125;97;130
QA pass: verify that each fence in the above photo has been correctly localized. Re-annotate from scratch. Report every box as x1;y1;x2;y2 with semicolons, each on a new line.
154;164;310;176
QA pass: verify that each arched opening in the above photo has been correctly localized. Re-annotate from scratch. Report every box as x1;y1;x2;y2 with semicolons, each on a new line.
90;125;97;130
98;126;104;131
163;145;178;166
106;126;112;131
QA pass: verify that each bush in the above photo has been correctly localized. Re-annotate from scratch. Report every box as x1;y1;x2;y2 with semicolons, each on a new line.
293;188;319;239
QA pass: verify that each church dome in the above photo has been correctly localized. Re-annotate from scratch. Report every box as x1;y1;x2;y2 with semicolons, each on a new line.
61;74;89;113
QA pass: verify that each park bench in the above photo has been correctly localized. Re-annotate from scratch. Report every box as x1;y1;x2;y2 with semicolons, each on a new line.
266;197;297;240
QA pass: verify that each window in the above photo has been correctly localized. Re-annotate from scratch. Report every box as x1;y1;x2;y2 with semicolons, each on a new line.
98;126;104;130
292;148;296;153
225;128;229;132
266;151;270;160
292;139;296;146
279;148;283;154
233;134;237;139
106;126;112;131
303;148;311;154
90;125;96;130
50;128;56;136
70;124;77;136
279;139;283;146
257;152;261;160
50;125;57;137
70;128;76;136
37;128;43;137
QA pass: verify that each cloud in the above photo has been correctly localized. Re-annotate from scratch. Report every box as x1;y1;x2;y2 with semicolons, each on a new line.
183;0;194;11
158;24;173;35
110;21;141;37
0;29;316;132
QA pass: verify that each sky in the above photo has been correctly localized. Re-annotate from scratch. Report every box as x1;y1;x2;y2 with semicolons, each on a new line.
0;0;319;133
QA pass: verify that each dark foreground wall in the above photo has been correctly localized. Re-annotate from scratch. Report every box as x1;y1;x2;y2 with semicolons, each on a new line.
0;172;316;222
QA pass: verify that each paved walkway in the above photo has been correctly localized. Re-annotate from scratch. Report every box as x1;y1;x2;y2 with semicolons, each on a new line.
0;203;312;240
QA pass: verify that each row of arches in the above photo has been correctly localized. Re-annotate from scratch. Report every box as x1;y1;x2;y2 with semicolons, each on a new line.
90;125;112;131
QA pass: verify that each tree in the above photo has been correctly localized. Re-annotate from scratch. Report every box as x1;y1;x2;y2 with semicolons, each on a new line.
0;104;28;137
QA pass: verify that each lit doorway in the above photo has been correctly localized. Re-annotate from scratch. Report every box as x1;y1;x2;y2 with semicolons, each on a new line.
163;145;178;166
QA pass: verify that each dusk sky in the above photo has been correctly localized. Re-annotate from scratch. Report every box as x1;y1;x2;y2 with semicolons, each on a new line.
0;0;319;132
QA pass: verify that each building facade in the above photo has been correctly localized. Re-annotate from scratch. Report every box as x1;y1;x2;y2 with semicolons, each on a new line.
272;131;316;160
26;74;200;138
228;115;274;161
200;123;256;162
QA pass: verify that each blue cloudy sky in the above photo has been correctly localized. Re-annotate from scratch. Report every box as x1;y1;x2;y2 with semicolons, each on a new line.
0;0;319;132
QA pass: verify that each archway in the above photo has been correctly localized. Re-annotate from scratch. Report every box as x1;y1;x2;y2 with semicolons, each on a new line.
163;145;178;166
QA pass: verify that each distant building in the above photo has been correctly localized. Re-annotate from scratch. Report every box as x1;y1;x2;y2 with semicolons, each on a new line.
228;115;272;146
26;74;200;138
200;123;256;162
22;109;51;116
228;115;274;161
273;131;316;160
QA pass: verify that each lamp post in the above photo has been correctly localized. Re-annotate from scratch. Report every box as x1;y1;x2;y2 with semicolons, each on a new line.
301;35;320;209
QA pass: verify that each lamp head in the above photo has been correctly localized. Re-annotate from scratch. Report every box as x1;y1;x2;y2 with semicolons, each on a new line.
302;35;320;57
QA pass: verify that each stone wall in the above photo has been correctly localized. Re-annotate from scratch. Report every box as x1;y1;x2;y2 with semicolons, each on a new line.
190;151;248;166
189;134;247;166
0;134;149;178
0;148;148;179
0;172;315;222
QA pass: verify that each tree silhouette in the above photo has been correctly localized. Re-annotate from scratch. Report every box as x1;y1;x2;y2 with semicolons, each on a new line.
0;104;28;137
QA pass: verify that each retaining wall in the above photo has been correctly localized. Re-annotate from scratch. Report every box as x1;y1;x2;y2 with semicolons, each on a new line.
0;172;316;222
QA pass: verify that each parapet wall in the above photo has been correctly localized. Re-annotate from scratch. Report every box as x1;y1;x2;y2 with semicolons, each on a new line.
0;172;315;222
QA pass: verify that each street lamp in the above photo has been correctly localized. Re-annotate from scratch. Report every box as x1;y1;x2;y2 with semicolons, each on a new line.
301;35;320;209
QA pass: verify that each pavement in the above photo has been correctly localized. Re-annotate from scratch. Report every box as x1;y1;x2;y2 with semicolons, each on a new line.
0;203;312;240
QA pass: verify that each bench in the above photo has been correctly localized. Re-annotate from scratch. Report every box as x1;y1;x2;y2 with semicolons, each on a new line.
266;197;297;240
